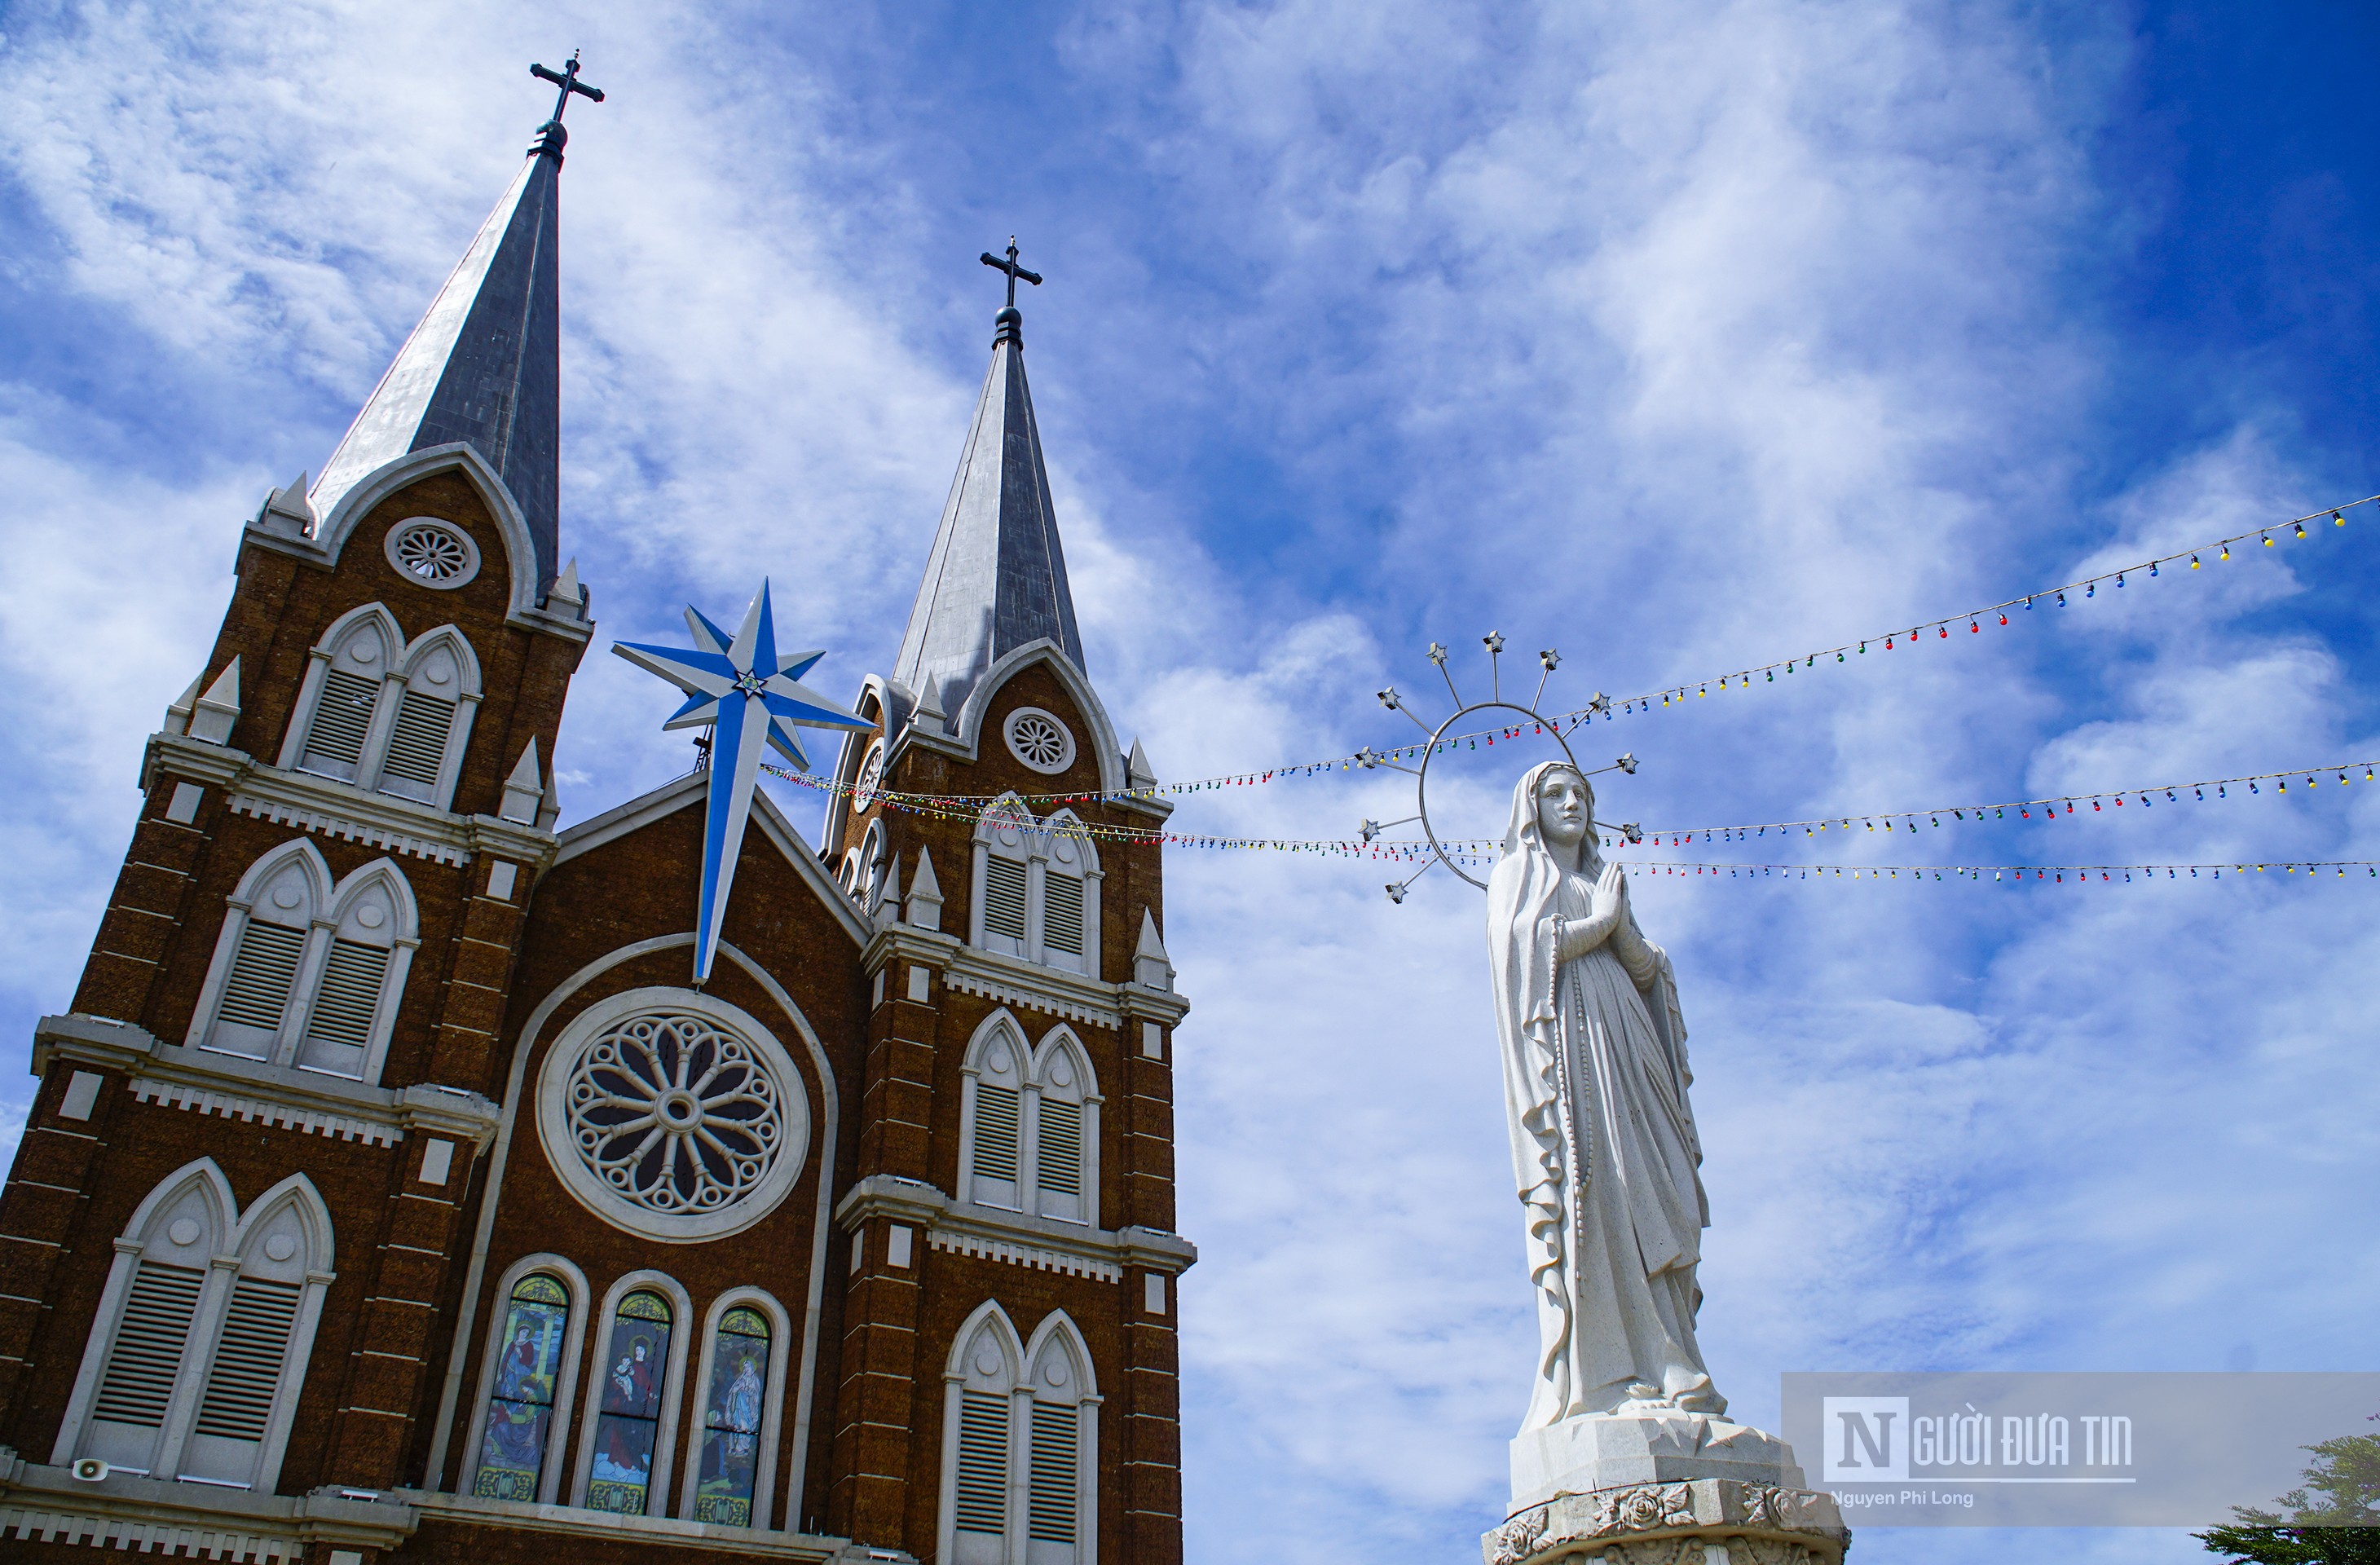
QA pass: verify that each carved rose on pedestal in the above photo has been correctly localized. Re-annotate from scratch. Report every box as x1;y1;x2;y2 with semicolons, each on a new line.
1485;1481;1844;1565
1488;1507;1549;1565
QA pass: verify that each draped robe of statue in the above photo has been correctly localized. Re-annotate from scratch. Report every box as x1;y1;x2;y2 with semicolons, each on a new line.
1487;761;1723;1430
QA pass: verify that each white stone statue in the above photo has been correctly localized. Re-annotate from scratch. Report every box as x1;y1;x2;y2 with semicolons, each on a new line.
1488;760;1721;1426
1475;759;1836;1548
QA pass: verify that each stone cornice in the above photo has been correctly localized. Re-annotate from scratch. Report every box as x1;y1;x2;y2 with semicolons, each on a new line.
862;930;1191;1030
835;1175;1197;1277
33;1013;501;1151
142;733;559;872
0;1449;417;1556
392;1488;894;1561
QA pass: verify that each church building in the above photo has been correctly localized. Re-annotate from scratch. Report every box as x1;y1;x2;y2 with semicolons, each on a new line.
0;62;1192;1565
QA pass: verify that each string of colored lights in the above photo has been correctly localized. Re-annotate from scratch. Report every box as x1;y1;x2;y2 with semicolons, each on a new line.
1633;760;2380;844
1602;858;2380;883
782;490;2378;808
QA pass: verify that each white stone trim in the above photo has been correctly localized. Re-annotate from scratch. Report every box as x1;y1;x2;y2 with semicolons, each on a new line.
924;1232;1122;1284
130;1082;400;1146
940;967;1117;1030
0;1503;302;1558
533;988;812;1244
568;1270;694;1516
456;1254;591;1507
225;792;469;866
672;1285;793;1530
393;1488;860;1558
302;443;571;635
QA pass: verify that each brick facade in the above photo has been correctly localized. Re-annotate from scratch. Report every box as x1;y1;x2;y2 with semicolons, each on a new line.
0;180;1191;1565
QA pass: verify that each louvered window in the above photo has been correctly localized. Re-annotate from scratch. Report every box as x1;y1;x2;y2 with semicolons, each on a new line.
303;939;388;1063
972;1085;1021;1184
302;669;381;774
983;857;1029;943
378;689;455;794
192;1277;301;1443
954;1390;1010;1535
90;1263;205;1435
214;922;307;1038
1042;872;1085;956
1036;1100;1082;1197
1027;1402;1079;1544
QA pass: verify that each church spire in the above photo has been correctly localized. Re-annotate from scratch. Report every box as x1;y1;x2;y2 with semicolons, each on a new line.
305;54;603;592
893;240;1086;720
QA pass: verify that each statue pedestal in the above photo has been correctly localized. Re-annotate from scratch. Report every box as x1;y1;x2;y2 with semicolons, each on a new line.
1487;1414;1848;1563
1510;1409;1805;1509
1481;1476;1849;1565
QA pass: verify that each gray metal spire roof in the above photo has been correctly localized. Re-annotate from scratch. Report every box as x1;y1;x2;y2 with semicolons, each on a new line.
893;306;1086;716
308;138;566;589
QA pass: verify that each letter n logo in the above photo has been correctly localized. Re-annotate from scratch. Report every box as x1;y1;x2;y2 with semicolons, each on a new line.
1822;1396;1910;1482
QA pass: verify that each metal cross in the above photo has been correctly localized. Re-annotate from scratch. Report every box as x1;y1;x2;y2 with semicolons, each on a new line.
530;51;605;126
980;237;1044;307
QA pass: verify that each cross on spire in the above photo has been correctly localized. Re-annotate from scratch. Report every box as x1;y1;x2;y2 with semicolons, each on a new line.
531;51;605;124
980;237;1043;309
527;51;603;160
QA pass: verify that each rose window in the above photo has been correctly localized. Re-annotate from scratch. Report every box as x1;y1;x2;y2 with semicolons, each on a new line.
1003;707;1076;774
538;990;809;1241
567;1013;781;1212
855;740;886;809
384;518;481;589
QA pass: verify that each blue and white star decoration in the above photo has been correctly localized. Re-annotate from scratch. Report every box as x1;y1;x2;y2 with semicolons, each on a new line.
614;581;873;983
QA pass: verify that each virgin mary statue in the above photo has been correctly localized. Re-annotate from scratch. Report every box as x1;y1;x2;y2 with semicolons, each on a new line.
1487;760;1723;1430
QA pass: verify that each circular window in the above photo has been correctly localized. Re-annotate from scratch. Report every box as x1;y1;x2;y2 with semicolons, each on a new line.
1004;707;1077;774
854;738;887;809
536;988;810;1241
383;518;482;589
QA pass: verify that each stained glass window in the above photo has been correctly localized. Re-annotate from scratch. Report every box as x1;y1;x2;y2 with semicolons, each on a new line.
691;1306;773;1526
586;1289;673;1514
474;1274;569;1501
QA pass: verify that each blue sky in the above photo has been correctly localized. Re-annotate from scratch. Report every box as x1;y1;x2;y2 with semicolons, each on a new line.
3;3;2377;1562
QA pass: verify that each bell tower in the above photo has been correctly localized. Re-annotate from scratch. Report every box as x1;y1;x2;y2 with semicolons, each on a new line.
0;58;598;1530
820;245;1196;1563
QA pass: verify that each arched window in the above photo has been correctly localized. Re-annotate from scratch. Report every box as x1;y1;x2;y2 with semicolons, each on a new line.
680;1289;791;1528
474;1275;571;1501
53;1162;334;1494
973;796;1034;958
970;798;1103;976
290;605;402;782
462;1254;588;1505
1038;810;1100;976
959;1012;1030;1212
277;604;481;810
938;1303;1022;1565
1020;1313;1099;1562
1029;1027;1100;1226
937;1304;1100;1565
571;1272;692;1517
377;629;478;804
189;842;418;1084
